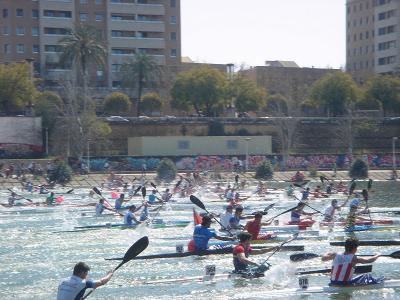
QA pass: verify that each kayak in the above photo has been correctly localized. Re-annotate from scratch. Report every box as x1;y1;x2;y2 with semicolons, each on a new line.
105;245;304;261
320;219;400;227
74;220;190;230
296;264;372;275
330;240;400;246
234;279;400;297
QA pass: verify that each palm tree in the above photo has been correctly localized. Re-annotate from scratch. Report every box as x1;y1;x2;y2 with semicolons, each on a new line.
59;24;107;112
120;53;162;116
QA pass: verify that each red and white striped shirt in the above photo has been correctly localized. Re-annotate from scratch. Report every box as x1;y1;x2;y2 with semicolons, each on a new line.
330;254;355;282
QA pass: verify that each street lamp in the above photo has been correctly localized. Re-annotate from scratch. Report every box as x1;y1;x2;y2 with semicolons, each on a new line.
245;138;251;171
393;137;398;178
87;139;90;173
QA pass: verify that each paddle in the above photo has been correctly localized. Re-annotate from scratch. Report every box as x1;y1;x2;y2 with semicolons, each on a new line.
189;195;234;236
7;189;33;203
92;187;123;217
290;250;400;262
362;189;372;222
296;264;372;275
141;186;146;199
264;205;298;223
150;182;163;197
82;236;149;299
132;185;142;196
255;233;299;272
367;178;373;190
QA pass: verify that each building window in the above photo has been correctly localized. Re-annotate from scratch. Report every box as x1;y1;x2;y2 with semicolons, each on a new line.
3;26;9;35
32;45;39;53
170;32;176;40
80;0;88;4
16;8;23;17
378;56;396;65
3;9;8;18
111;64;122;72
178;141;189;150
171;0;176;7
170;48;177;57
80;13;88;21
32;27;39;36
366;31;369;39
44;27;69;35
112;81;122;88
96;14;103;21
44;45;63;52
16;27;25;35
227;140;238;149
17;44;25;53
170;16;176;24
32;9;39;18
4;44;10;54
95;0;103;4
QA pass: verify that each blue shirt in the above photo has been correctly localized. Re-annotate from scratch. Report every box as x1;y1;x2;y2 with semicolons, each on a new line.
229;215;241;228
148;194;156;203
115;198;123;209
124;211;136;225
193;225;216;251
301;190;309;200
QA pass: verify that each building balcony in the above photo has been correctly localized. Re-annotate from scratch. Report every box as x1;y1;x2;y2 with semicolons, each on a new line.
110;37;165;49
108;3;164;15
109;20;164;32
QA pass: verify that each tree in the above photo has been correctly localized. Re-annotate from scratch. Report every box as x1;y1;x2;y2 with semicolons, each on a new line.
140;92;162;115
171;67;228;117
59;24;107;111
363;75;400;116
120;53;162;116
349;158;368;179
230;75;266;113
34;91;64;132
156;158;177;182
0;63;36;114
310;72;359;117
264;94;299;167
103;92;131;115
255;160;273;179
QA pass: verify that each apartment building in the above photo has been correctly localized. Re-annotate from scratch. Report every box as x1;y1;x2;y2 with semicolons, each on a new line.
0;0;181;89
346;0;400;82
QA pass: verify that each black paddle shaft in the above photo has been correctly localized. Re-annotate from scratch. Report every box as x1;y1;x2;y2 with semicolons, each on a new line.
189;195;234;236
82;236;149;299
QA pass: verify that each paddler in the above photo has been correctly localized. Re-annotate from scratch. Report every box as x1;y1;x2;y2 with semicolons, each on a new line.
95;199;105;216
57;261;113;300
233;232;277;275
345;198;370;231
8;192;21;206
286;184;294;197
46;192;55;205
322;238;383;286
148;190;162;204
161;189;172;202
189;215;235;252
323;199;341;222
124;205;143;225
115;193;127;210
244;212;274;240
219;205;234;230
301;187;310;201
290;202;315;224
229;206;244;230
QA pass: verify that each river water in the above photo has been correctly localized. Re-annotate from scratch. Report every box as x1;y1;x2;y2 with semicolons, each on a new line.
0;181;400;299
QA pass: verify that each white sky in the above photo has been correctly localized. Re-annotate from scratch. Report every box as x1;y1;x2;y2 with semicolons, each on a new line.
181;0;346;69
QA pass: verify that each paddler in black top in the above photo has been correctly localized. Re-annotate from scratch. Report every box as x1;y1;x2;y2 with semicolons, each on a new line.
233;232;277;275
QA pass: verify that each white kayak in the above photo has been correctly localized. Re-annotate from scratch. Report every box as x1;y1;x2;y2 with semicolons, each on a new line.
232;279;400;298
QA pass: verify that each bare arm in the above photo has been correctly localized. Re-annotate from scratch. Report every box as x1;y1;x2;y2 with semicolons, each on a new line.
321;252;336;262
94;271;113;288
236;252;258;266
354;254;380;264
251;246;277;255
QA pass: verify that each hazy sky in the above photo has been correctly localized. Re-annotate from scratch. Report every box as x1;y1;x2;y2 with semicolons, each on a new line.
181;0;346;69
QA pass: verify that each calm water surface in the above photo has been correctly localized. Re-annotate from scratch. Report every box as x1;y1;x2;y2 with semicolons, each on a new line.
0;181;400;299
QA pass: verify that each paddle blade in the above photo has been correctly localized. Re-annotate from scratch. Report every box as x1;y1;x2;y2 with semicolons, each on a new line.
67;189;74;194
133;185;142;196
175;179;182;189
189;195;206;210
362;189;368;201
390;250;400;259
115;236;149;271
349;181;356;195
368;179;373;190
141;187;146;198
290;252;320;262
93;187;102;196
150;182;157;189
264;203;275;212
319;176;324;183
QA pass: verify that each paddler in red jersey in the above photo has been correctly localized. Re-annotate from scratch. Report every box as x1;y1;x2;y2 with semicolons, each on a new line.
244;212;275;240
233;232;277;275
322;238;383;286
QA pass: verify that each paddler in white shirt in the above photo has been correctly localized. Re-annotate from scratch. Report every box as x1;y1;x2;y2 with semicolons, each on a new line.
95;199;105;216
322;238;382;286
323;199;341;222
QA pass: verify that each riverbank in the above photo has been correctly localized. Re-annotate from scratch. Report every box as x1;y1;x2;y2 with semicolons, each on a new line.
0;169;396;190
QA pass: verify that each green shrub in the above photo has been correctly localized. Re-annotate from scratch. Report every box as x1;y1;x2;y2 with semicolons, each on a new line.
255;160;273;179
349;158;368;179
48;160;72;184
208;120;225;136
156;158;177;182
